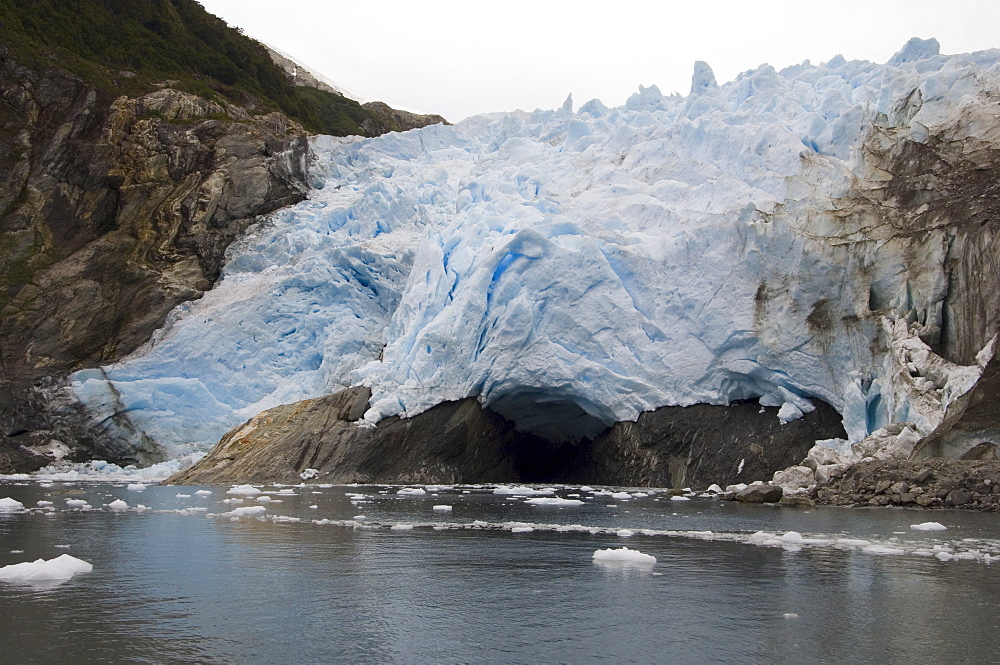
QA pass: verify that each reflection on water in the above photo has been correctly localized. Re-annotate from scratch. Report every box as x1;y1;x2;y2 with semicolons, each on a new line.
1;481;998;664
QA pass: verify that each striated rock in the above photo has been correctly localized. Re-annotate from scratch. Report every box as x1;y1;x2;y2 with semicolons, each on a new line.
0;49;314;466
0;59;311;383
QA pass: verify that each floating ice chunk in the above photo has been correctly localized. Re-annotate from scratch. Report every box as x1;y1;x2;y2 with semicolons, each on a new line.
863;545;905;556
397;488;427;496
221;498;244;505
525;497;584;507
781;531;804;544
275;489;296;496
510;525;534;534
106;499;128;512
227;485;262;495
836;538;871;548
194;490;213;496
36;500;53;507
65;499;89;508
229;506;266;516
256;496;273;502
299;468;320;480
911;522;947;531
592;547;656;564
432;505;453;512
670;496;691;501
309;505;318;509
610;492;632;500
0;554;93;585
493;486;555;496
353;515;366;519
175;494;191;498
127;483;147;491
0;497;24;512
616;529;635;538
783;613;799;619
579;486;595;492
391;524;414;530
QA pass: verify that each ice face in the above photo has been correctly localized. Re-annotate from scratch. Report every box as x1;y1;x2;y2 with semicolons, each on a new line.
70;41;1000;457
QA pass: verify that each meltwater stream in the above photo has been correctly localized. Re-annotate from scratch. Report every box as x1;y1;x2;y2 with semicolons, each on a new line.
1;480;998;665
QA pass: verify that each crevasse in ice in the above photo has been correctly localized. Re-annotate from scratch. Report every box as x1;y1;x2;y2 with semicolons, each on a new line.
72;38;1000;456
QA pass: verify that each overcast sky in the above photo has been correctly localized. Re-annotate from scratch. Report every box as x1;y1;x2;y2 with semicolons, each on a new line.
198;0;1000;122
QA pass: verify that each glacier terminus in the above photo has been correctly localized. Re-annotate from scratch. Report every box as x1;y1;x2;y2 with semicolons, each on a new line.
70;37;1000;474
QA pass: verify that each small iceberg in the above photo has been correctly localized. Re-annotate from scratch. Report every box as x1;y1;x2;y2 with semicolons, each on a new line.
911;522;947;531
592;546;656;565
226;485;262;495
0;554;93;586
0;497;24;512
524;497;584;507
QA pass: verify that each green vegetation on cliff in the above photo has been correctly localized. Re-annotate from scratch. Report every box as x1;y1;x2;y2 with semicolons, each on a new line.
0;0;380;136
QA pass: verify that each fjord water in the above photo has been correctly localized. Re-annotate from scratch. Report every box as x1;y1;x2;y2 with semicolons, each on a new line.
1;482;998;665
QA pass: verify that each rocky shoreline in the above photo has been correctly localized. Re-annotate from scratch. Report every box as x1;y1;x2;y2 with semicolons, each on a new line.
717;458;1000;512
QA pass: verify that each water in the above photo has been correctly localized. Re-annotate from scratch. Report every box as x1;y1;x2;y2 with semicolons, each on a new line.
1;481;998;664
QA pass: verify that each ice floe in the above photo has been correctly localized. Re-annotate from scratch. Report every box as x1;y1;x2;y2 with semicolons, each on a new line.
524;497;584;507
911;522;947;531
592;547;657;565
0;554;93;585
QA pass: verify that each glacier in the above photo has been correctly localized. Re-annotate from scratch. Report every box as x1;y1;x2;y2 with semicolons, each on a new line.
71;37;999;461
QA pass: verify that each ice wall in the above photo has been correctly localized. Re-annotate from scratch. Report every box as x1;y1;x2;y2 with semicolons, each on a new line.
72;39;1000;456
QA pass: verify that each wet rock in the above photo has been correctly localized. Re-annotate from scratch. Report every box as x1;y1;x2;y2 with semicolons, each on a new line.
947;490;972;506
735;485;784;504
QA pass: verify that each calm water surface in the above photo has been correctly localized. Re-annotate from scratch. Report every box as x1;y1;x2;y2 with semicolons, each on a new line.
1;480;998;664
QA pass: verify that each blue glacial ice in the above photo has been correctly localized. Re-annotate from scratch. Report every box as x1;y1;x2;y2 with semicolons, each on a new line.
72;40;1000;458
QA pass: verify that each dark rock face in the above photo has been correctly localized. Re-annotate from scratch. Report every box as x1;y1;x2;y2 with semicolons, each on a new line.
0;53;311;382
574;400;846;489
167;388;845;487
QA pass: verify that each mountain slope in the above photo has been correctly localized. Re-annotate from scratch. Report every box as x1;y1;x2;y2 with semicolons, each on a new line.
0;0;387;136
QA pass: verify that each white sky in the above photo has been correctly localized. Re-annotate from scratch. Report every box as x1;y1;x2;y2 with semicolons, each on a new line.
198;0;1000;122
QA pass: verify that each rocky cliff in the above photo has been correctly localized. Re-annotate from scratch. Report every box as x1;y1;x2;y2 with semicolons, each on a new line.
0;49;313;467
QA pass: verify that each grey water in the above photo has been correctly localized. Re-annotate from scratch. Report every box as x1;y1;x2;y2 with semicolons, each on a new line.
1;481;999;665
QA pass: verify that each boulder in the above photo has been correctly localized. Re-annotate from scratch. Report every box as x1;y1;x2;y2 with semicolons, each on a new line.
735;485;784;503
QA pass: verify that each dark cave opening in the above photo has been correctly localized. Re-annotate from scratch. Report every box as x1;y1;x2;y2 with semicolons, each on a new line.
487;391;612;444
